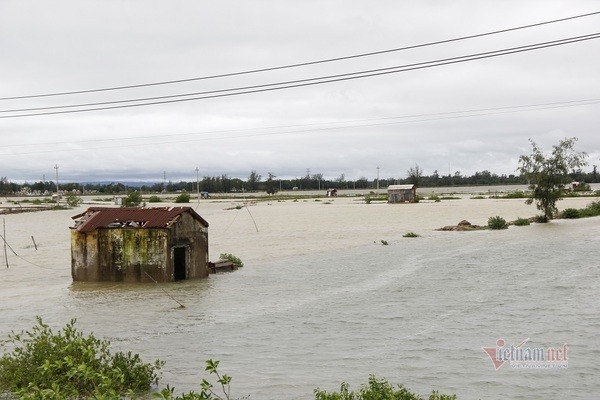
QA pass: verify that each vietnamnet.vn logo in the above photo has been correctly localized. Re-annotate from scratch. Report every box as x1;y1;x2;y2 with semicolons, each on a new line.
482;338;568;370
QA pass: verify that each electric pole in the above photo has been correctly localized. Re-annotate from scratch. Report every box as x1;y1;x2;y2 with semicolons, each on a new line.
54;164;60;203
195;167;200;204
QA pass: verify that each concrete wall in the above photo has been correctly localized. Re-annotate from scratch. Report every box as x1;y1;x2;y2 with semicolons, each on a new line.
170;212;209;280
71;212;209;282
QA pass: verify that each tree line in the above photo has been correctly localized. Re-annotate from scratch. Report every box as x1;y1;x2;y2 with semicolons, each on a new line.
1;165;598;196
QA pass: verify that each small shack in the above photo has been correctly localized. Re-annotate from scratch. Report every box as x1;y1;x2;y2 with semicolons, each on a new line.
387;184;417;203
70;207;209;283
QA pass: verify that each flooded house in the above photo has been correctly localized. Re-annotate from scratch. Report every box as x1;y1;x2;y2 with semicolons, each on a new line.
71;207;209;283
387;184;417;203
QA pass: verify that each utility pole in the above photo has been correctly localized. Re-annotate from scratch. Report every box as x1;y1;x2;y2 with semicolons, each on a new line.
195;167;200;204
163;171;166;193
376;166;380;194
54;164;59;203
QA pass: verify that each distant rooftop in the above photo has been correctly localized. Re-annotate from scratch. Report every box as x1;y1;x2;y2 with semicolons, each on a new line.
387;184;415;190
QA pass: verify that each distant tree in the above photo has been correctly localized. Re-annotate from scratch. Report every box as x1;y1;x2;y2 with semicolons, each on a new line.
518;137;588;222
247;170;262;191
265;172;278;195
406;164;423;187
123;191;142;207
355;176;369;189
65;192;82;208
174;191;190;203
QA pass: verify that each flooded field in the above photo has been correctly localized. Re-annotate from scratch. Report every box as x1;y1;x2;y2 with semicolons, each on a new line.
1;192;599;399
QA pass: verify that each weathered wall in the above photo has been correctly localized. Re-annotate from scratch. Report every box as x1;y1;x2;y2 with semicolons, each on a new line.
72;228;169;282
170;213;209;279
71;230;99;281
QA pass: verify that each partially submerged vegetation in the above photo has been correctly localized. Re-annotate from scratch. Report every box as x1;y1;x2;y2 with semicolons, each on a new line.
487;216;508;230
1;319;456;400
0;317;163;399
315;376;456;400
403;232;420;238
219;253;244;268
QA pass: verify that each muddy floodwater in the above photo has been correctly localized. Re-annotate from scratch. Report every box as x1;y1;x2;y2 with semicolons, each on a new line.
1;191;599;399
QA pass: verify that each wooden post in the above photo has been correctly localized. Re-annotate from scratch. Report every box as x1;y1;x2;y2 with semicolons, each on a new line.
31;236;38;250
3;219;8;268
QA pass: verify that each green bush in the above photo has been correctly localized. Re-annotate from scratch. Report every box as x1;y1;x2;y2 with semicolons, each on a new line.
174;192;191;203
512;217;531;226
314;375;457;400
579;201;600;218
0;317;163;399
219;253;244;267
488;216;508;230
65;192;82;208
403;232;420;238
560;208;580;219
428;194;440;202
148;195;162;203
123;190;143;207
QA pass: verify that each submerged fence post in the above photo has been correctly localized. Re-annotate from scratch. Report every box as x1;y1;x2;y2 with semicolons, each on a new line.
3;218;8;268
31;236;38;250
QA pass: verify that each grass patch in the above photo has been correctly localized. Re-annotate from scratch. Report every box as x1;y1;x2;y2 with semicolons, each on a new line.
512;217;531;226
428;194;440;202
403;232;420;238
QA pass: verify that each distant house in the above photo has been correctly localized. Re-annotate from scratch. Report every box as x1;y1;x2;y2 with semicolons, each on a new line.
71;207;209;283
387;184;417;203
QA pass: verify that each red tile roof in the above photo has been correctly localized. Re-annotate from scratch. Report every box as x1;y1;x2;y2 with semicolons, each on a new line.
72;207;208;233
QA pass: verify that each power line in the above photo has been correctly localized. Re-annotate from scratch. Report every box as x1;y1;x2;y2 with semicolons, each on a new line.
1;10;598;101
2;32;599;119
1;97;598;149
1;98;598;156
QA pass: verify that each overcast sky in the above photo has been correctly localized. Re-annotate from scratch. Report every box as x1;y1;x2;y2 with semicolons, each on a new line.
1;1;599;183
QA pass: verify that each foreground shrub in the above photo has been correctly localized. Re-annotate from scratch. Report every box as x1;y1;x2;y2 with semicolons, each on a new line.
560;208;580;219
0;317;163;399
314;375;457;400
155;359;234;400
512;217;531;226
488;216;508;230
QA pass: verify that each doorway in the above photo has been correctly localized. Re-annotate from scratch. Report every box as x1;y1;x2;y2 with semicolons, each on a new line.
173;247;188;280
